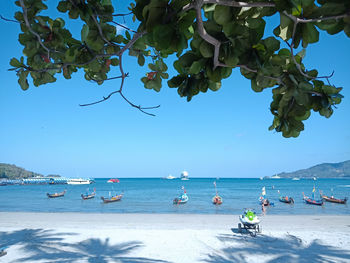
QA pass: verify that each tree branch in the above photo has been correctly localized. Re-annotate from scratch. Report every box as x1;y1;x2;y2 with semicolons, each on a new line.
80;31;159;116
19;0;51;57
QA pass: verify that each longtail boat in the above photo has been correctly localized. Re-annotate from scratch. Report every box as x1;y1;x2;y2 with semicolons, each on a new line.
173;186;188;204
303;192;323;206
101;194;122;203
81;189;96;200
320;194;347;204
279;196;294;204
212;181;222;205
47;190;66;198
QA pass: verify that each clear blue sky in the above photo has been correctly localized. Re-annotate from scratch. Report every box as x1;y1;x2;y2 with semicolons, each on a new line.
0;1;349;178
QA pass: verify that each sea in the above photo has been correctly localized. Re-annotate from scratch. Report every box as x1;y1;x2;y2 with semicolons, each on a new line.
0;178;349;215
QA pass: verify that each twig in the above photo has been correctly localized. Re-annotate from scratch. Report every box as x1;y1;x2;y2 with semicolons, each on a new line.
182;0;275;13
19;0;51;57
0;15;20;23
80;31;159;116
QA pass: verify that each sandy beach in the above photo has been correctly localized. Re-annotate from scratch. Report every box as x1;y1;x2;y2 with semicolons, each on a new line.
1;212;350;263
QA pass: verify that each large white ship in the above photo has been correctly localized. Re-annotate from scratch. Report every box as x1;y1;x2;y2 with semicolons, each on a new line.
67;178;94;185
180;171;189;180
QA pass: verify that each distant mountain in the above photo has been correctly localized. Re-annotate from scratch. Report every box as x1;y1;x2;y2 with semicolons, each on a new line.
272;160;350;178
0;163;58;179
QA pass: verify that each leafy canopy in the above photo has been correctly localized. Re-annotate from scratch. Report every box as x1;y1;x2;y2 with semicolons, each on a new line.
9;0;350;137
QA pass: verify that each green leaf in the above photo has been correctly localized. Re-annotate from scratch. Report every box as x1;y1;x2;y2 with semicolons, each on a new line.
137;54;145;66
302;23;319;48
18;70;29;90
214;6;232;25
189;61;202;74
208;81;221;91
10;57;22;68
101;0;112;6
168;76;185;88
125;30;131;40
199;41;214;58
81;24;89;42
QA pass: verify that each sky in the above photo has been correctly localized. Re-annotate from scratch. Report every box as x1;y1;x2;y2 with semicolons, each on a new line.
0;1;349;178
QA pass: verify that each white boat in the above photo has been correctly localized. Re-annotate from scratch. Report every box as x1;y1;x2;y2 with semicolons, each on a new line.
313;177;317;181
180;171;189;180
67;178;93;185
164;174;176;180
270;175;281;179
292;177;300;181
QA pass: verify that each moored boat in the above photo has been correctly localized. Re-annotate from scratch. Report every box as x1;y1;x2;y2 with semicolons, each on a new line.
101;194;123;203
212;195;222;205
173;186;188;204
320;194;347;204
212;181;222;205
81;188;96;200
107;178;120;183
279;196;294;204
303;192;323;206
47;190;66;198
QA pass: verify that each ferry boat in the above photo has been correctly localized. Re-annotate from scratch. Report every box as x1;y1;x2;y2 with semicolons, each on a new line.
180;171;189;180
67;178;93;185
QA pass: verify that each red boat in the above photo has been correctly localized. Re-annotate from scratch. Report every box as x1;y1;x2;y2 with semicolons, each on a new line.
107;178;120;183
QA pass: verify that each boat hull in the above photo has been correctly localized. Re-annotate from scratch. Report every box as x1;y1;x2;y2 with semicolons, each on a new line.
101;195;122;203
47;190;66;198
81;193;96;200
321;195;347;204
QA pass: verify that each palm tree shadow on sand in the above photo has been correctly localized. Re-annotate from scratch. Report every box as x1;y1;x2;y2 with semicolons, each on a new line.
203;231;350;263
0;229;169;263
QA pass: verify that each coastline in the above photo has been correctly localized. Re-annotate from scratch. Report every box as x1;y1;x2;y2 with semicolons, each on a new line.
1;212;350;262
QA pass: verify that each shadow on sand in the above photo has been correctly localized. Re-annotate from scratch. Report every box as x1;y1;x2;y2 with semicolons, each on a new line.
0;229;169;263
203;230;350;263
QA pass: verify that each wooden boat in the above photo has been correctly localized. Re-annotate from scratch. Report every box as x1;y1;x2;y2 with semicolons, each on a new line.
279;196;294;204
303;192;323;206
47;190;66;198
173;186;188;204
81;192;96;200
212;195;222;205
321;194;347;204
101;194;122;203
212;181;222;205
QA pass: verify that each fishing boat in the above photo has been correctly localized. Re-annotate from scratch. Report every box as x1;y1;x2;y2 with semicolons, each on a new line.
259;187;272;206
212;181;223;205
81;188;96;200
320;193;347;204
101;194;123;203
47;190;66;198
303;192;323;206
107;178;120;183
173;186;188;204
279;196;294;204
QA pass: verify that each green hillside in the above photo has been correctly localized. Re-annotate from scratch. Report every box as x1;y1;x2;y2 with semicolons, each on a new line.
275;160;350;178
0;163;44;179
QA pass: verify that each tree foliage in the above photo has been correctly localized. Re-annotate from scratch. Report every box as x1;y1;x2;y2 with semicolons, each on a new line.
7;0;350;137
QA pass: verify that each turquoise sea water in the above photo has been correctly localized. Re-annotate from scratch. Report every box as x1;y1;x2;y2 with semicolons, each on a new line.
0;178;349;214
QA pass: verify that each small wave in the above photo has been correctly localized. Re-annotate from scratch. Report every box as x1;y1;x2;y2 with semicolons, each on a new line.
337;185;350;187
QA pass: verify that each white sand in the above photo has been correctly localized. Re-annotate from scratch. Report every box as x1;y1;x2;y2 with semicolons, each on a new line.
1;212;350;263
